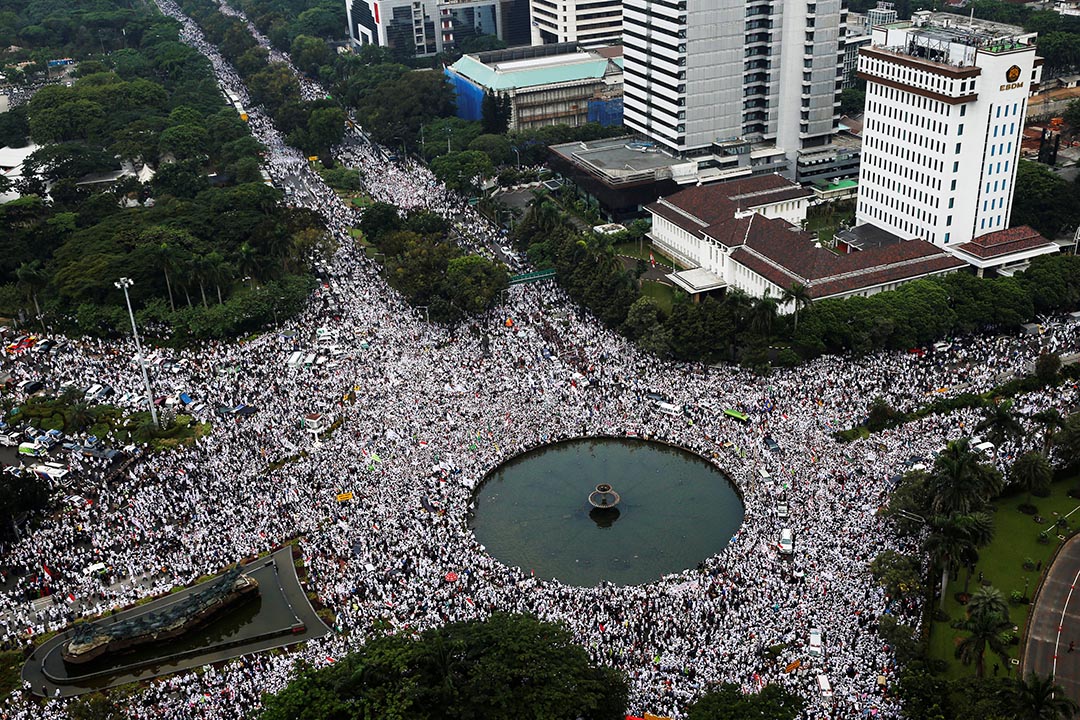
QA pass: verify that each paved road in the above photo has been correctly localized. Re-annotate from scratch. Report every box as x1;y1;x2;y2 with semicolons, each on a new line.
1023;532;1080;699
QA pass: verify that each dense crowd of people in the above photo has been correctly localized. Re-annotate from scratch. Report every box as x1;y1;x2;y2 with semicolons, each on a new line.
0;2;1078;718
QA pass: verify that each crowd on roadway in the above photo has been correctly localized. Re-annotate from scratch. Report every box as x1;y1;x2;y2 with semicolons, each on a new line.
0;1;1078;718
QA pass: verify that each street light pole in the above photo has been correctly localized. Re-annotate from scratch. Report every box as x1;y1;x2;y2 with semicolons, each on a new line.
512;146;521;168
115;277;158;427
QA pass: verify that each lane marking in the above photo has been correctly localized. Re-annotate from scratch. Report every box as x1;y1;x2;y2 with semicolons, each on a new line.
1052;565;1080;681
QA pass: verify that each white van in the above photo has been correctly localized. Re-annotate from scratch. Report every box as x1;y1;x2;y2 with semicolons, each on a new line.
84;383;103;400
816;674;832;698
656;401;682;416
976;441;996;456
286;351;303;368
31;463;69;484
758;467;772;481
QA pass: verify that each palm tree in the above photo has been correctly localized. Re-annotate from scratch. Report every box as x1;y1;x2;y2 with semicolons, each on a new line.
976;399;1025;447
924;515;979;610
968;585;1009;623
749;293;779;339
928;439;1003;516
15;260;47;320
1032;409;1064;456
205;251;232;304
68;401;93;433
1012;451;1053;510
961;511;995;593
955;609;1013;678
190;254;212;308
236;242;262;287
999;672;1080;720
151;241;179;312
780;283;812;333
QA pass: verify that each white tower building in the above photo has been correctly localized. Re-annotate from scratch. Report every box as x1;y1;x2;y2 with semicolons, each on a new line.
622;0;843;161
855;12;1042;246
529;0;622;46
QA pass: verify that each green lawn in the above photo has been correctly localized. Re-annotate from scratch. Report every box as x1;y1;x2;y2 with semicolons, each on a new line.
641;280;675;314
804;201;855;244
928;474;1080;679
614;241;677;268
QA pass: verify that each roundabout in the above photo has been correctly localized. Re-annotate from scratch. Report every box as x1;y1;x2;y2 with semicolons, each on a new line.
469;438;745;587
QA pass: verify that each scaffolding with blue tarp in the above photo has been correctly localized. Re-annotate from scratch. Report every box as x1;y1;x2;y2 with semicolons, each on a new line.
445;69;485;122
587;97;623;127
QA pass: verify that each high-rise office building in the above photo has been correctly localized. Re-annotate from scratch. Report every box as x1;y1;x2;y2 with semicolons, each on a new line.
529;0;622;46
855;12;1042;246
621;0;843;163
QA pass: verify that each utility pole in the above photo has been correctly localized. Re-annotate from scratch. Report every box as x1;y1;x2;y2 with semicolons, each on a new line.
115;277;158;427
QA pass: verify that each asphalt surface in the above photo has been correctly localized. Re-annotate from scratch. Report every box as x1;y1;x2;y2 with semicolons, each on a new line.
1023;531;1080;700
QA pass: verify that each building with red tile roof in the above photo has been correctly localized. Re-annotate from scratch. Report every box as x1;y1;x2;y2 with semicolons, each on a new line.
645;178;966;311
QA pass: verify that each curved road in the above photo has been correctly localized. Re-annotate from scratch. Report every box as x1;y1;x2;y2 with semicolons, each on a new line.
1023;533;1080;699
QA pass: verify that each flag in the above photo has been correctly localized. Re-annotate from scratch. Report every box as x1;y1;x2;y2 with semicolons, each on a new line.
649;252;655;268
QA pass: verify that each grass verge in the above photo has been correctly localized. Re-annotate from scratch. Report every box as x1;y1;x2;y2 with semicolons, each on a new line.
928;473;1080;679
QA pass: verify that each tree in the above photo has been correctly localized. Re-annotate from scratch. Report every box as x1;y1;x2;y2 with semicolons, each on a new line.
443;254;508;316
430;150;494;194
1055;415;1080;471
1035;352;1062;385
1011;160;1080;239
359;201;403;243
0;468;49;541
686;683;805;720
999;672;1080;720
749;293;779;339
869;550;922;600
839;86;865;115
780;283;811;333
1032;408;1064;455
159;123;210;161
955;609;1013;678
290;35;331;76
927;439;1003;516
468;133;512;165
1011;452;1053;511
976;399;1025;447
480;91;511;134
305;106;346;154
968;586;1010;624
15;259;47;319
260;613;628;720
924;514;980;610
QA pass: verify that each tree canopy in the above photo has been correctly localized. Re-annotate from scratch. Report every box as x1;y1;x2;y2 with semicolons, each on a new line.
260;613;628;720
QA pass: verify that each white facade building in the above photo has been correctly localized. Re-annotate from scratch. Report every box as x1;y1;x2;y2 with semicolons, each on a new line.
855;12;1042;247
529;0;622;46
621;0;844;162
645;176;965;307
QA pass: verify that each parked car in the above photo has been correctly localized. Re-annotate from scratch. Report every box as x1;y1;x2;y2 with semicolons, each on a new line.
809;627;823;657
778;528;794;556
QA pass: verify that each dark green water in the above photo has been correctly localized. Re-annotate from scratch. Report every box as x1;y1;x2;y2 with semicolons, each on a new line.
469;439;744;587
